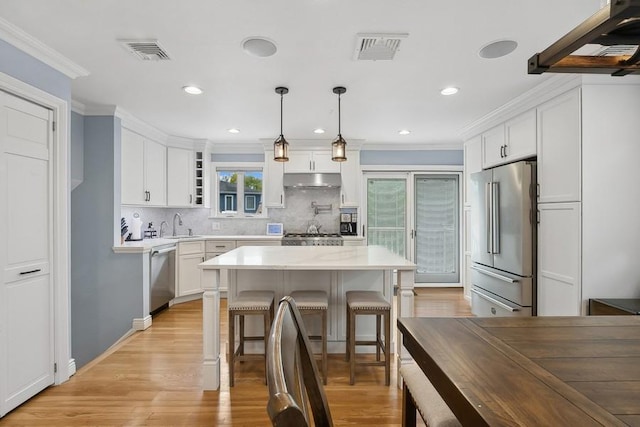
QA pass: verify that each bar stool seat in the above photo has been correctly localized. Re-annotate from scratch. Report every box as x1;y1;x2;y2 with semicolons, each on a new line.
346;290;391;385
228;290;275;387
290;290;329;384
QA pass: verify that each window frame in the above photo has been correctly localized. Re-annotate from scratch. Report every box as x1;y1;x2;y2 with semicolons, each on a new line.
210;162;265;218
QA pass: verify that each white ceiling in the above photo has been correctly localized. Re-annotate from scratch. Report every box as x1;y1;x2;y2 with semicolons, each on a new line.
0;0;604;148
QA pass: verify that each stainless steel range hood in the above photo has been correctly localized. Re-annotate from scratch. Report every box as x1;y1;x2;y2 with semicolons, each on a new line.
528;0;640;76
283;173;341;188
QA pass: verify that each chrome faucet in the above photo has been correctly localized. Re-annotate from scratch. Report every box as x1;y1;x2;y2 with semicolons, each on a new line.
172;213;183;236
159;221;168;238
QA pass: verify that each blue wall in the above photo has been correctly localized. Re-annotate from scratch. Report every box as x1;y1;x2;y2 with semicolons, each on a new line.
70;115;145;368
360;149;463;165
0;39;70;101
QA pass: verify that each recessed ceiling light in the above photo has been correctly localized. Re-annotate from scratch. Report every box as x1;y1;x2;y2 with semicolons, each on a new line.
478;39;518;59
242;37;277;57
182;85;203;95
314;128;325;134
399;130;411;135
228;128;240;134
441;87;459;96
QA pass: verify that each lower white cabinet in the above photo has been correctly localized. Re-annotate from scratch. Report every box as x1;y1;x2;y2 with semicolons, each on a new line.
176;241;205;297
537;202;581;316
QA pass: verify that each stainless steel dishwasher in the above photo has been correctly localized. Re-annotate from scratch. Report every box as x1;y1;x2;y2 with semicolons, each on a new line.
150;243;176;315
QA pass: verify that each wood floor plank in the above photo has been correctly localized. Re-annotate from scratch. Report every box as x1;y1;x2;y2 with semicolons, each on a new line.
0;287;469;425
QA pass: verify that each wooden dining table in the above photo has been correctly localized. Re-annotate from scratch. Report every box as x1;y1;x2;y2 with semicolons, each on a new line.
397;316;640;426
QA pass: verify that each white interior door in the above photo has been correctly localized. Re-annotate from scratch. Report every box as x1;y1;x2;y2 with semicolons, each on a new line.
0;91;54;416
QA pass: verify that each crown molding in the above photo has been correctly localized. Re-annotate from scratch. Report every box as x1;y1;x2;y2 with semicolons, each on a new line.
459;75;582;141
0;17;89;79
70;99;86;115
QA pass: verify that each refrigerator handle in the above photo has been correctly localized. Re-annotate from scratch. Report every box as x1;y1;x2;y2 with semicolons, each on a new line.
492;182;500;254
485;182;492;254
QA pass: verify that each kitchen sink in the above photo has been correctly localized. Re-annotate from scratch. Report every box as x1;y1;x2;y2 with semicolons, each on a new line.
165;235;202;239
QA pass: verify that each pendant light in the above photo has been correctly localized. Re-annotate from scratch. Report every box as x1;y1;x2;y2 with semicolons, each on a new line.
273;86;289;162
331;86;347;162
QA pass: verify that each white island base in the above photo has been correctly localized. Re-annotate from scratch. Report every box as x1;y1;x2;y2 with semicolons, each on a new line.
199;245;417;390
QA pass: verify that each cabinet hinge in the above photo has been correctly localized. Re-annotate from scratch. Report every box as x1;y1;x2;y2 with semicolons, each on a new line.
52;121;56;132
536;209;541;224
54;363;57;373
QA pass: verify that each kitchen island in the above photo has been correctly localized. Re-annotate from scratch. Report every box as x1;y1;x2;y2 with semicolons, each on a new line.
199;245;417;390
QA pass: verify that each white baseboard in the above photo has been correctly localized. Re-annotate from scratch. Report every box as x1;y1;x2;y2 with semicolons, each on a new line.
67;358;76;376
132;315;152;331
170;293;203;306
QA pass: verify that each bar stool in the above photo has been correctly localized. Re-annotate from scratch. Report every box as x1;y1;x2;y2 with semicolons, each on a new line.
228;290;275;387
345;290;391;386
289;290;329;384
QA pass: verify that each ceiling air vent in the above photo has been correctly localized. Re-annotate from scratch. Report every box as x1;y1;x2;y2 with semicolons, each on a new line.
119;39;171;61
354;33;408;61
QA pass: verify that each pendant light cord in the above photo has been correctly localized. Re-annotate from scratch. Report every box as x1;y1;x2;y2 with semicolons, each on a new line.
337;92;342;137
280;92;284;137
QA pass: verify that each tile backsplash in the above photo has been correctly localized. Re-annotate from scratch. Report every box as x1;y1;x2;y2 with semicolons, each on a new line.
121;187;342;237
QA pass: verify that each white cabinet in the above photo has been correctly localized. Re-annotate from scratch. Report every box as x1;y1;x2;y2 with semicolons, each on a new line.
263;152;285;208
482;109;536;169
285;150;341;173
121;128;167;206
167;147;194;207
537;88;581;204
537;202;581;316
339;150;360;207
481;124;506;168
176;241;205;297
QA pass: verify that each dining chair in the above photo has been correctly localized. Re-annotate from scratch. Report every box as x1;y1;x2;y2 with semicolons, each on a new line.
266;296;333;427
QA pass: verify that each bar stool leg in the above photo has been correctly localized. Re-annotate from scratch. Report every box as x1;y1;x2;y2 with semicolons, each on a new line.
345;303;350;362
384;309;390;386
263;310;270;385
239;315;245;358
349;307;356;385
376;314;381;361
229;311;235;387
321;309;328;385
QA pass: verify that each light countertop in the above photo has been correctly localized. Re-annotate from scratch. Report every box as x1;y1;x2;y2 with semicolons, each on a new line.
198;245;416;270
112;235;283;254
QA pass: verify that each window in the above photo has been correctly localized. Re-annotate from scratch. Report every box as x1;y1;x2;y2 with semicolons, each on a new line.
215;167;263;217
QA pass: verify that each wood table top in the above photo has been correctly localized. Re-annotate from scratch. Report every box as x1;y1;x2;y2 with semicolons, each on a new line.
397;316;640;426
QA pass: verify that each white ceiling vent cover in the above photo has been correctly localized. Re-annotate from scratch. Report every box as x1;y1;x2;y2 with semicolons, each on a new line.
354;33;408;61
119;39;171;61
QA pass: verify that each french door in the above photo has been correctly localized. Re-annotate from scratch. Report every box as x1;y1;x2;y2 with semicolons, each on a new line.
413;174;460;284
364;172;461;286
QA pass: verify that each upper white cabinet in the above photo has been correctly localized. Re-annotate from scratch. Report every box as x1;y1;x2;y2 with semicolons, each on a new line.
340;150;360;207
167;146;194;207
482;109;536;169
481;124;506;168
536;88;581;204
263;151;285;208
121;128;166;206
285;150;341;173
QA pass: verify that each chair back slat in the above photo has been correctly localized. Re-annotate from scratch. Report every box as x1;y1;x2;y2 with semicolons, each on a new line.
266;296;333;427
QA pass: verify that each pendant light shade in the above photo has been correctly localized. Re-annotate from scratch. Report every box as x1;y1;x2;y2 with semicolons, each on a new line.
331;86;347;162
274;86;289;162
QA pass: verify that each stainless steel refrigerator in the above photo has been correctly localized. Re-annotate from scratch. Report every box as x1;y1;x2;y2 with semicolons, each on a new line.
470;160;536;316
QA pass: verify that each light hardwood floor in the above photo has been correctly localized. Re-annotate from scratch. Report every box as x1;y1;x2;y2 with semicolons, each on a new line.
1;288;471;426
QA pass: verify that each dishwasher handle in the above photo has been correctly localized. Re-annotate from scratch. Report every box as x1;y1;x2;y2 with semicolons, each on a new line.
152;247;176;256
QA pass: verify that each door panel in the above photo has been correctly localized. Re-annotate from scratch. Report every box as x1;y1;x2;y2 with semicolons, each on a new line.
365;177;407;258
1;92;54;417
491;162;535;276
414;175;460;283
470;169;492;267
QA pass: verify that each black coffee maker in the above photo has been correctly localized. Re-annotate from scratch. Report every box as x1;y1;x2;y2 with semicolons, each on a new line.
340;213;357;236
